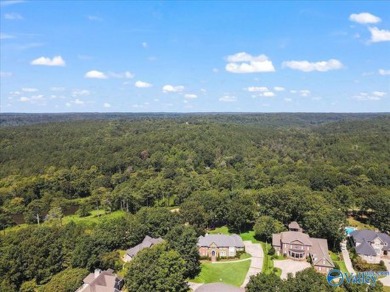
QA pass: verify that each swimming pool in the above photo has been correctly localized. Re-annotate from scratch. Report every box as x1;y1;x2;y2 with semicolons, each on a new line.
345;226;357;236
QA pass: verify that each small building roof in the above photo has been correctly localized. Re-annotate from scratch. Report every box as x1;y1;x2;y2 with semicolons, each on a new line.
197;234;244;248
126;235;164;258
289;221;300;229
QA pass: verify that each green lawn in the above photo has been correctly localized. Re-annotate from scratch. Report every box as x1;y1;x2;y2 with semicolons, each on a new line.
329;251;348;274
2;209;127;236
61;209;126;226
347;216;375;230
209;226;230;235
239;230;260;243
191;260;251;286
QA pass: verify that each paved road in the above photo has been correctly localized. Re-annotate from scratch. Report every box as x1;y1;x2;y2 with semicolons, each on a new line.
341;246;356;274
240;241;264;288
379;259;390;287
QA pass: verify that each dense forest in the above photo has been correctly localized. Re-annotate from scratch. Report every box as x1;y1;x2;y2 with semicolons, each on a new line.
0;113;389;291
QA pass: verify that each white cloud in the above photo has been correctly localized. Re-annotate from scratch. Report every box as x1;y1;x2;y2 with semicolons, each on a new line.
20;97;29;102
142;42;148;48
184;94;198;99
263;91;275;97
290;90;297;94
72;89;90;97
225;52;275;73
379;69;390;76
103;102;111;108
372;91;386;97
65;102;71;107
22;87;38;92
212;68;219;73
73;99;84;105
31;56;66;66
219;95;237;102
50;87;65;91
247;86;269;92
87;15;102;21
109;71;134;79
85;70;108;79
283;59;343;72
349;13;381;24
19;94;44;103
162;84;184;93
0;0;25;7
4;12;23;20
135;80;152;88
353;91;385;101
274;86;285;92
0;33;15;39
369;27;390;42
0;71;12;78
300;90;311;97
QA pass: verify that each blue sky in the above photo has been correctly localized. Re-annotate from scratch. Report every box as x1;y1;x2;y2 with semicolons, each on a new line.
1;0;389;113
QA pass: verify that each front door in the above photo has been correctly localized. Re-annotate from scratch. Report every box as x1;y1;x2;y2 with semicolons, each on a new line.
211;250;216;262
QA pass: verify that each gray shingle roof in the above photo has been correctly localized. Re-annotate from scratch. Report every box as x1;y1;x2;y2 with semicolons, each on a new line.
310;238;334;268
356;240;377;256
126;235;164;257
351;230;390;255
197;234;244;248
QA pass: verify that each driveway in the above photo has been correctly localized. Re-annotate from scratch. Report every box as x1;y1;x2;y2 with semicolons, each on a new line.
274;259;311;279
379;259;390;287
341;241;356;274
240;241;263;288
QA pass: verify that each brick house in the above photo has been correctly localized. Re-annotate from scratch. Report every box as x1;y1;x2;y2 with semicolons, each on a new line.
197;234;245;261
350;230;390;263
272;221;334;274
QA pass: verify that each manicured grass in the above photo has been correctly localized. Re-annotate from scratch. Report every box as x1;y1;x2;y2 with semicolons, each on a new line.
329;251;348;274
191;260;251;286
209;226;230;235
239;230;260;243
347;216;375;230
261;241;273;274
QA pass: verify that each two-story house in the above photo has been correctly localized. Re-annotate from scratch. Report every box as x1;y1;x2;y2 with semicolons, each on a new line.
272;221;334;274
350;230;390;263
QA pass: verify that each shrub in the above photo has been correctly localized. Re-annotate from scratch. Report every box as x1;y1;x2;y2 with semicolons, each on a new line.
268;247;275;256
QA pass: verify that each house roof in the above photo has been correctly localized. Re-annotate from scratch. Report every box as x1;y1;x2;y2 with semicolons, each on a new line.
197;234;244;248
272;233;281;247
78;269;122;292
126;235;164;257
351;230;390;244
289;221;301;229
310;238;334;268
356;240;377;256
280;231;312;246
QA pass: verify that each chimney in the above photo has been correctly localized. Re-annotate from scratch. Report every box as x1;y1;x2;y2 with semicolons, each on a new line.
94;269;101;278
